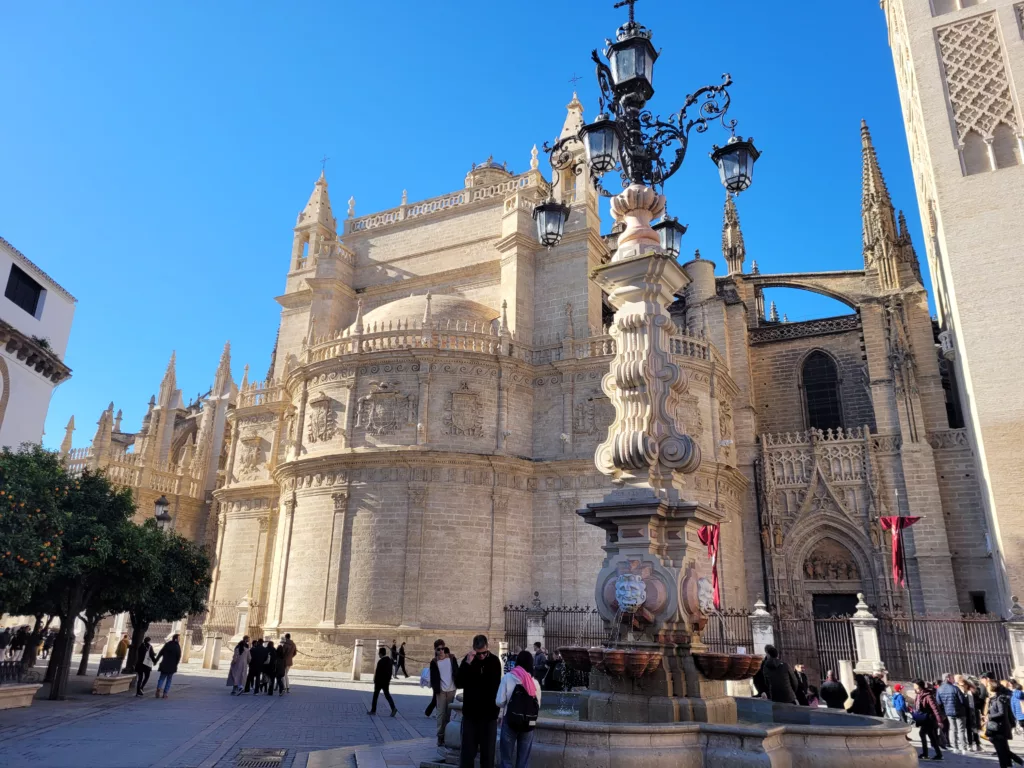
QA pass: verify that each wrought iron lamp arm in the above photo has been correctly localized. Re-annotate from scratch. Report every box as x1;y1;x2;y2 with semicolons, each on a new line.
591;50;617;114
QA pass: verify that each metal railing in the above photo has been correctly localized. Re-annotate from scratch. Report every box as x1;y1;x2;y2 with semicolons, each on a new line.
702;609;754;654
878;613;1012;682
773;616;856;685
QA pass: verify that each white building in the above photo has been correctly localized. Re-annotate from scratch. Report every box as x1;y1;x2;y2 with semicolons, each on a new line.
0;237;74;450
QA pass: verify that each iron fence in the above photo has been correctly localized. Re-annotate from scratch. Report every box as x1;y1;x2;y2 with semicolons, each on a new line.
773;616;856;685
878;613;1012;682
702;610;754;654
504;605;528;652
545;606;607;650
204;601;267;640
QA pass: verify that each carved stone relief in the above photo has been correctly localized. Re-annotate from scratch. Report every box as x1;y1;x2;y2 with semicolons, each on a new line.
676;395;704;439
443;382;483;437
238;433;264;479
356;380;416;436
573;393;612;437
803;538;860;582
307;392;337;443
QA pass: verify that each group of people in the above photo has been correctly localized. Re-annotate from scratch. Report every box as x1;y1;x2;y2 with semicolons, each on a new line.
226;633;298;696
376;634;541;768
0;625;56;661
389;640;409;678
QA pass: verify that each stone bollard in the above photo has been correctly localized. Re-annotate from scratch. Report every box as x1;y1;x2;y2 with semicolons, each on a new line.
181;637;191;664
351;639;364;681
750;598;774;655
202;633;217;669
851;593;887;676
210;633;223;671
1006;597;1024;683
103;628;119;659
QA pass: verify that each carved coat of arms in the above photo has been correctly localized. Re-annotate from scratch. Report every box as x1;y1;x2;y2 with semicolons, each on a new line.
307;392;337;443
443;382;483;437
238;433;264;478
356;381;416;436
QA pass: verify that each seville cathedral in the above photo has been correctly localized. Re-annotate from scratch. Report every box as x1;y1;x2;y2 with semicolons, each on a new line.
62;100;1003;665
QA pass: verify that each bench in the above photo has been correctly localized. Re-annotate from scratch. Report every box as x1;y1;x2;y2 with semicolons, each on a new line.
92;674;136;695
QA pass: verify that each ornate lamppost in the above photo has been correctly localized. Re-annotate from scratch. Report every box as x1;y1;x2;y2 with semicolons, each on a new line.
154;495;172;531
535;0;760;501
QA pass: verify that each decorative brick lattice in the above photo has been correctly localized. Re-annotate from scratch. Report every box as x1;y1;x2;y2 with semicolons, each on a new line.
749;314;860;345
937;14;1019;141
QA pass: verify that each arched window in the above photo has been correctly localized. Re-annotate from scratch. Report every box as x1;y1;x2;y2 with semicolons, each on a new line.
802;351;844;431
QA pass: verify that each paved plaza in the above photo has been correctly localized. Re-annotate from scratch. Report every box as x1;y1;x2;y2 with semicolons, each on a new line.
5;657;1024;767
0;657;438;768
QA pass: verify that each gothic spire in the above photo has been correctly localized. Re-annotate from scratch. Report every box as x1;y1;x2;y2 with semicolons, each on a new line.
214;341;233;396
560;92;585;141
158;351;177;406
769;300;779;323
861;120;892;210
60;415;75;456
861;119;897;256
297;171;336;232
722;193;746;276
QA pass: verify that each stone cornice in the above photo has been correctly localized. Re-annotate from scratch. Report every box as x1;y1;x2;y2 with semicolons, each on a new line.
495;232;541;254
305;278;357;300
356;259;498;299
274;288;312;310
0;318;72;383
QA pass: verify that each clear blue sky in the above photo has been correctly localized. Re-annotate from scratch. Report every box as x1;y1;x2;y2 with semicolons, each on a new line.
0;0;927;449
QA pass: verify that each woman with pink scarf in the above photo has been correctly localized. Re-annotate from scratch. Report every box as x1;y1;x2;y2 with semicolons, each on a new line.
495;650;542;768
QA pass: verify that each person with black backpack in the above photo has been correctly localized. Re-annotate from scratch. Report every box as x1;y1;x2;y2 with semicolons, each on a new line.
495;650;541;768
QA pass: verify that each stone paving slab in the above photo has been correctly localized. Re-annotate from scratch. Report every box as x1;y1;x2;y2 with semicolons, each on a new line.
0;658;435;768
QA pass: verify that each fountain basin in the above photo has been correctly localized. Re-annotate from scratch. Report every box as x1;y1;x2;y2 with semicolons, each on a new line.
692;652;764;680
530;703;915;768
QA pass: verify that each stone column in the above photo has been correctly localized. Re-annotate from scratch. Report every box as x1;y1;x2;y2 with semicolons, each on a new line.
400;486;427;628
231;596;251;643
320;491;349;628
526;593;546;652
851;593;887;676
351;639;364;681
489;493;511;634
750;599;775;656
1005;596;1024;682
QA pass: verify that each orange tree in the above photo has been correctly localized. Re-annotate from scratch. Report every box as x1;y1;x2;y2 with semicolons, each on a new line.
0;445;69;617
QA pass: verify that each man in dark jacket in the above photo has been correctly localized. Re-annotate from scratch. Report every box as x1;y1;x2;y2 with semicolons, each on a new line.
533;642;548;687
369;645;397;716
984;676;1020;768
793;664;810;706
430;645;460;746
245;639;267;693
914;679;946;761
869;673;888;717
820;669;849;709
455;634;502;768
937;672;967;753
154;634;182;699
752;645;799;704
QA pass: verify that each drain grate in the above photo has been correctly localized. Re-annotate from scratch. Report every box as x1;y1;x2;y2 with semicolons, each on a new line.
235;748;287;768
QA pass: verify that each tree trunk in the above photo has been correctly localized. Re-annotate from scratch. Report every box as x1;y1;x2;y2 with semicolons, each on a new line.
49;585;85;701
20;614;45;670
43;631;64;683
123;616;149;675
76;615;101;676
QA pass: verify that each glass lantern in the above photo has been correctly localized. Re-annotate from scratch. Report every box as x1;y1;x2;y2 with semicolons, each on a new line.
711;135;761;193
607;29;658;101
533;200;571;248
580;115;621;174
653;216;687;257
154;494;172;531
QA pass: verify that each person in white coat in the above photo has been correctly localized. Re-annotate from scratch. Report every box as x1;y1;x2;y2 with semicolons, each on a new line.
227;636;250;695
495;650;542;768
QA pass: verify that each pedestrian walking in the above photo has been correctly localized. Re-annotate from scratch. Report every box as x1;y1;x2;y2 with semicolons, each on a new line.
938;672;968;753
456;634;502;768
752;645;800;704
913;679;946;761
263;641;277;695
430;644;460;747
496;650;541;768
154;634;182;699
115;633;130;670
425;638;445;717
369;645;398;716
959;677;981;752
135;637;156;697
245;639;266;693
280;633;297;693
398;642;409;678
390;640;399;676
793;664;810;706
9;626;27;661
892;683;908;723
1010;680;1024;734
272;642;287;696
984;675;1024;767
820;670;849;710
227;636;250;695
532;643;548;688
0;627;11;659
41;630;55;660
848;675;877;716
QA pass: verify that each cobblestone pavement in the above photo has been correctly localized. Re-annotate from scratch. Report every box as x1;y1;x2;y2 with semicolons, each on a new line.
0;658;436;768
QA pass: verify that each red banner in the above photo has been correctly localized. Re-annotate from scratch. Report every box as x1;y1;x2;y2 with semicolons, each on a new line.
880;516;921;588
697;524;721;610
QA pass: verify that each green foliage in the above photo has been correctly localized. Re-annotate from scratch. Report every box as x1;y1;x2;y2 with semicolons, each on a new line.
128;525;211;626
0;445;70;614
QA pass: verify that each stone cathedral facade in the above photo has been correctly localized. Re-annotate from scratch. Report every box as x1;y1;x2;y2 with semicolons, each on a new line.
67;97;999;667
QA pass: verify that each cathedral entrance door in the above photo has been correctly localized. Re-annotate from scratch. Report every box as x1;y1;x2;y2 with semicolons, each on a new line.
812;593;858;618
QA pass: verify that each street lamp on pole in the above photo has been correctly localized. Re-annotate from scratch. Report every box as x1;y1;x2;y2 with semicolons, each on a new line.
533;0;760;250
154;495;172;531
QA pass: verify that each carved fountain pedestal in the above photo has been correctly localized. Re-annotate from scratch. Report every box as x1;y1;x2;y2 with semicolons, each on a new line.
575;492;736;724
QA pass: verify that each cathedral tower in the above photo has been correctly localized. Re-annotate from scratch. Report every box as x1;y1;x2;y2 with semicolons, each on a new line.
881;0;1024;612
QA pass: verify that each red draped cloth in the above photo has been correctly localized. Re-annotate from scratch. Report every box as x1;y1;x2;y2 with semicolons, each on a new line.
697;524;721;610
880;516;921;588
